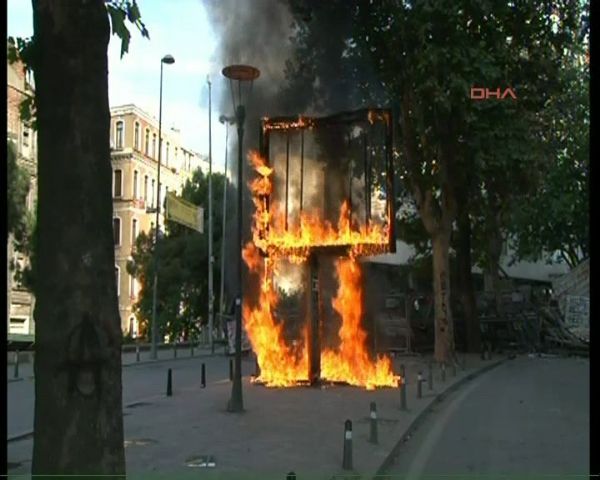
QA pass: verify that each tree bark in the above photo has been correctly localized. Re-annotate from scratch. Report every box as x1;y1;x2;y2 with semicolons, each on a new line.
431;231;454;362
455;205;480;353
486;213;504;320
31;0;125;476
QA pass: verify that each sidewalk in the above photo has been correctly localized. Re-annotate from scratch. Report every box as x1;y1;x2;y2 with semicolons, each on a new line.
7;343;223;382
9;353;505;479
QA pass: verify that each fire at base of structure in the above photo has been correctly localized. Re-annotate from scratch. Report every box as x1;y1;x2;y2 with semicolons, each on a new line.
242;109;399;390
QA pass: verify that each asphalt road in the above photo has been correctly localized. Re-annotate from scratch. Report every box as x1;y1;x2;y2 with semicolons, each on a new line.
382;355;589;479
7;349;256;439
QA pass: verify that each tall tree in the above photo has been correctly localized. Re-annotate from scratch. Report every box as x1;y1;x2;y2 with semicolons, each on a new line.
284;0;585;361
28;0;148;475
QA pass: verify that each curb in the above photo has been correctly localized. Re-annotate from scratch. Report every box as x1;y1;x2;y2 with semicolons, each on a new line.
7;430;33;443
7;378;24;384
122;350;219;368
372;357;507;479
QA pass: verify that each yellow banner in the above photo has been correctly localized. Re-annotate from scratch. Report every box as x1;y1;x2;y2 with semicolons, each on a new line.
165;192;204;233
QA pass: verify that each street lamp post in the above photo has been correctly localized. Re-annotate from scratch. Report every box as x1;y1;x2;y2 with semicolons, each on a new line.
218;114;235;340
222;64;260;413
150;54;175;360
207;76;214;354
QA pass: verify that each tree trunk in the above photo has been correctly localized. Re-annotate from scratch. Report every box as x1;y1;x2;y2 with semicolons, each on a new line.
486;216;504;321
455;207;481;353
31;0;125;476
432;231;454;363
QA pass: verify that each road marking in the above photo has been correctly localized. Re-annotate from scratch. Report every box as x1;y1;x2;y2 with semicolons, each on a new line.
404;374;484;480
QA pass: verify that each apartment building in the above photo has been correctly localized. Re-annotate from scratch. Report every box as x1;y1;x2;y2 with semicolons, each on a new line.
110;104;208;336
7;57;37;339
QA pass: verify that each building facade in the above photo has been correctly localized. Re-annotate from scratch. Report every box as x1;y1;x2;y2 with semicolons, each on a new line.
7;57;37;339
110;104;208;336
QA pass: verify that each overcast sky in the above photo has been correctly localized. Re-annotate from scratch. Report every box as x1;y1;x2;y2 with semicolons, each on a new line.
7;0;230;173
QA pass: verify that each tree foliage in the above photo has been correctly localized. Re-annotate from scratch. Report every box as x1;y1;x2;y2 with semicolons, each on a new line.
128;170;228;341
7;142;33;252
509;57;589;268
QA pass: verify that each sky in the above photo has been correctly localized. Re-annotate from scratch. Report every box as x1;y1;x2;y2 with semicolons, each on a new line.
7;0;230;174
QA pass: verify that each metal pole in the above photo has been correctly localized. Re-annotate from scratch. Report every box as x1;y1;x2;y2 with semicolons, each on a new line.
151;61;165;360
228;104;245;412
219;122;229;339
207;76;214;355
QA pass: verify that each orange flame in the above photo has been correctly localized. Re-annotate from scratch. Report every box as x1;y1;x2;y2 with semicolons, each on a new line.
243;150;399;389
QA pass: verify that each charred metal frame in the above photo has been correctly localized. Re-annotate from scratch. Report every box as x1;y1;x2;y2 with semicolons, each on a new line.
256;108;397;386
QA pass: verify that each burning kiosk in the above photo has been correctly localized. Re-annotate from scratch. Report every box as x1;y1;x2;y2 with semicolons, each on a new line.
243;109;398;390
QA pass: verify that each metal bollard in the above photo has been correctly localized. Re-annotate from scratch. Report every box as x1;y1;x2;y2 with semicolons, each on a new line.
400;365;407;411
441;362;446;382
428;362;433;391
417;371;423;398
286;472;296;480
135;344;140;362
229;358;234;381
452;361;457;377
14;350;19;379
201;363;206;388
174;343;177;359
166;368;172;397
369;402;378;444
342;419;353;470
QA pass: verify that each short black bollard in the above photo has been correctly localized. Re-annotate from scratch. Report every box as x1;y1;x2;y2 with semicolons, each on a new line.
369;402;378;444
428;362;433;391
342;419;353;470
400;365;407;411
229;358;234;381
174;343;177;359
14;351;19;379
135;344;140;362
286;472;296;480
417;371;423;398
452;361;457;377
166;368;172;397
441;362;446;382
201;363;206;388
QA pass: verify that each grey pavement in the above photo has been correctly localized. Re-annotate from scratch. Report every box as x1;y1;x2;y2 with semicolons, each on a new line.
7;345;236;439
7;352;501;479
382;355;590;479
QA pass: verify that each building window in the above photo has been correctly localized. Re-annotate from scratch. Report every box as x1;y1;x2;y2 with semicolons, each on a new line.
129;274;136;298
151;179;156;207
145;129;150;155
134;122;140;150
131;218;138;245
115;120;124;149
22;127;30;147
113;169;122;198
115;266;121;297
144;175;149;202
133;170;139;199
152;133;157;159
113;217;121;246
166;142;170;166
175;147;179;167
